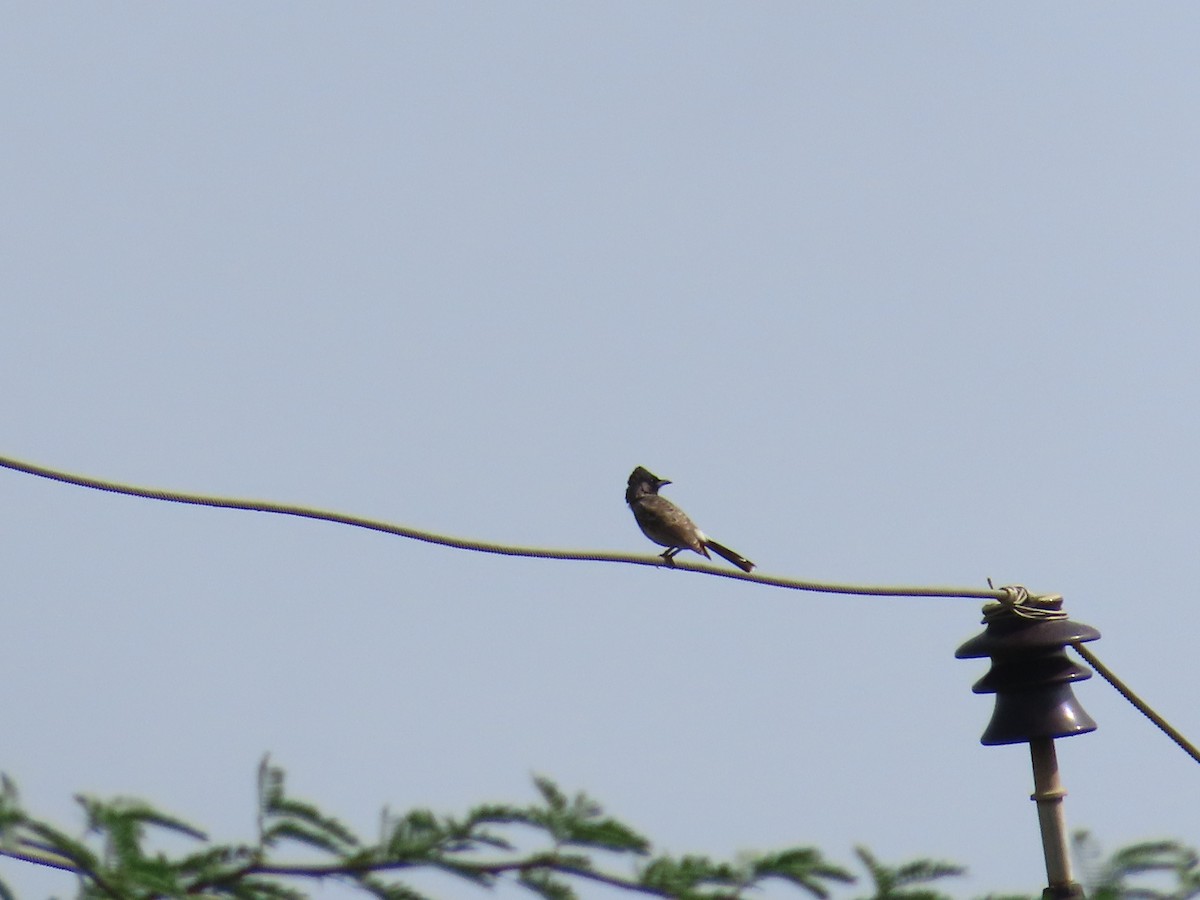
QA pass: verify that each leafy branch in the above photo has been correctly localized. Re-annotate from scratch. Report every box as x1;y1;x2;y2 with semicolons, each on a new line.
0;760;856;900
851;846;963;900
0;763;1191;900
1073;830;1200;900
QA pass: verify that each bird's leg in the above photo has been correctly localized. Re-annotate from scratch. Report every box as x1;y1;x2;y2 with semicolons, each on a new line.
660;548;679;566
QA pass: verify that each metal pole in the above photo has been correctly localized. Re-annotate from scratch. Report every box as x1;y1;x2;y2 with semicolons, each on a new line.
1028;737;1084;899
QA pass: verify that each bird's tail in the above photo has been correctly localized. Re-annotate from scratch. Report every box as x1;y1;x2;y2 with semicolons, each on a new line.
704;540;755;573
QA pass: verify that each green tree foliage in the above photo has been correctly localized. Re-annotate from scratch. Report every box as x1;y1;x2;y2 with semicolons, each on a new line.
851;846;964;900
0;760;856;900
1074;830;1200;900
0;761;1191;900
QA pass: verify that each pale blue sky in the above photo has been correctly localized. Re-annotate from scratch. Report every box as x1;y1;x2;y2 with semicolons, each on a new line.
2;5;1198;898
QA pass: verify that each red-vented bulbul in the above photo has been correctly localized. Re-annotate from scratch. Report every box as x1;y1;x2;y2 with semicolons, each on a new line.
625;466;755;572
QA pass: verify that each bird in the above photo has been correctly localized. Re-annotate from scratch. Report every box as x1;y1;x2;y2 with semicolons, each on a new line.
625;466;755;572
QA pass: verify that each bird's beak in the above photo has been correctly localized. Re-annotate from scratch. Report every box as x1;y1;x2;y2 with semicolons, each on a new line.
658;479;672;487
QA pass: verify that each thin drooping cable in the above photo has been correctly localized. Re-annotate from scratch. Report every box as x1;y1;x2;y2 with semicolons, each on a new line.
2;453;1196;764
0;454;1001;600
1071;642;1200;765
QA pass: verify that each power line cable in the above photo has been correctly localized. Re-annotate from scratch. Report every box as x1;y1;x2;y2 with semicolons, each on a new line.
1;452;1195;765
0;453;1000;600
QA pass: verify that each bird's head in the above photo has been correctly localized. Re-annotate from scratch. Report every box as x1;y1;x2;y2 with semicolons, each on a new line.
626;466;670;503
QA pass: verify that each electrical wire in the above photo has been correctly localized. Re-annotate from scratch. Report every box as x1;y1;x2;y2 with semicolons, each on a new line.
2;452;1195;765
1071;642;1200;765
0;453;1001;600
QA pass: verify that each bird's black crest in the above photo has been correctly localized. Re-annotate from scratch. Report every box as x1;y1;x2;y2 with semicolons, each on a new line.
628;466;660;486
